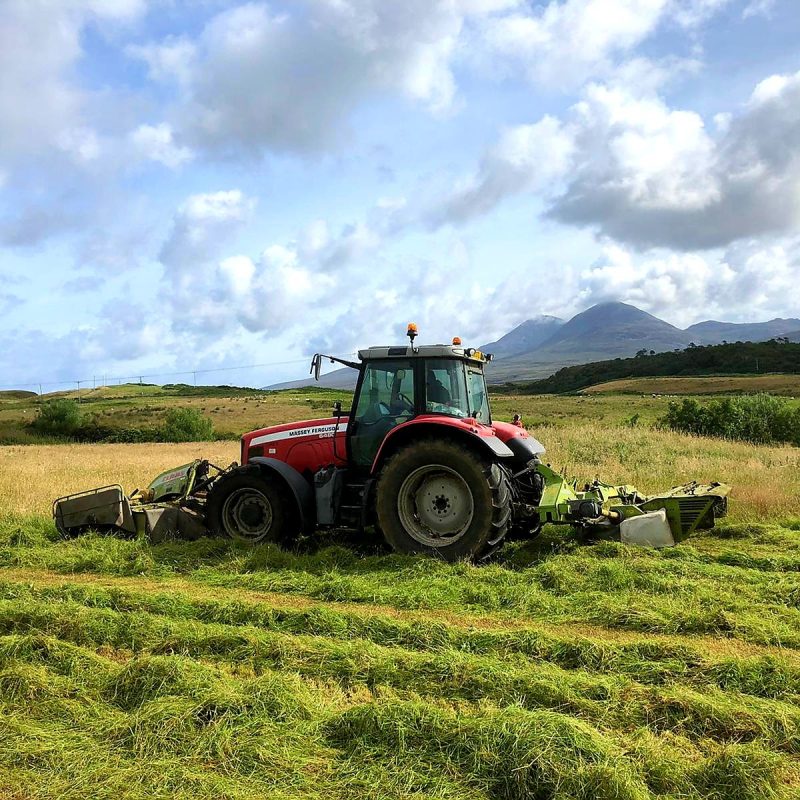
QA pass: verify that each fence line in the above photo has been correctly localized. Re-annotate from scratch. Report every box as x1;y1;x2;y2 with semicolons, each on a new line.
0;353;356;394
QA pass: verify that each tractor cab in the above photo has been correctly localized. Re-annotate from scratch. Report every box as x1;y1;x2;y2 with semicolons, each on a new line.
312;325;495;471
348;344;492;469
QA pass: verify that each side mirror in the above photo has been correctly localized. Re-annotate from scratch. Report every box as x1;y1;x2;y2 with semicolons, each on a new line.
333;401;342;415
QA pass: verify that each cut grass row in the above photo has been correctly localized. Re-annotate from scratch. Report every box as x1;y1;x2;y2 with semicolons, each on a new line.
2;635;790;800
1;620;797;800
1;515;799;797
3;517;800;648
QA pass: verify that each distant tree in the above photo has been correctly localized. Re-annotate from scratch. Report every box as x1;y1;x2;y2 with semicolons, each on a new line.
32;399;84;437
161;408;214;442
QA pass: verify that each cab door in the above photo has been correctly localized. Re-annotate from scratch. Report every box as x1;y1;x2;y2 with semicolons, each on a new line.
348;359;416;469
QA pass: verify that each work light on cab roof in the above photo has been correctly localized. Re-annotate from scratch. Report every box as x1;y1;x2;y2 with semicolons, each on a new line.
53;324;730;562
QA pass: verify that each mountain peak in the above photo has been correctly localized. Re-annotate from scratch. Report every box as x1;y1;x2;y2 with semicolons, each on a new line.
480;315;564;359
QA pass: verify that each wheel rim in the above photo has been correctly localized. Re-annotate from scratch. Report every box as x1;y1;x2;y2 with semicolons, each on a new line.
397;464;475;548
221;487;273;543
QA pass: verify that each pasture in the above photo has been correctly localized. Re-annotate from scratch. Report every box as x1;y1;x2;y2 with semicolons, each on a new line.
0;389;799;798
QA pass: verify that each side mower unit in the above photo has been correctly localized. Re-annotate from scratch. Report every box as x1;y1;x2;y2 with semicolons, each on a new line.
53;460;231;543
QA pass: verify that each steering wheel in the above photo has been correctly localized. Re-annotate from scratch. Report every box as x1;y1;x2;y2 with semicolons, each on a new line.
360;402;391;425
397;392;414;412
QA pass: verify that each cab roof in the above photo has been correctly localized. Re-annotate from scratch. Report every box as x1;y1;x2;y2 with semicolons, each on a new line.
358;344;491;363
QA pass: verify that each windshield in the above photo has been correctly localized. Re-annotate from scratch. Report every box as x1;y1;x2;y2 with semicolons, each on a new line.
424;360;490;422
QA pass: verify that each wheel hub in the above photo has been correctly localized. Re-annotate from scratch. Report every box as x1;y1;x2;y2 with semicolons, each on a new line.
222;488;273;543
397;465;475;548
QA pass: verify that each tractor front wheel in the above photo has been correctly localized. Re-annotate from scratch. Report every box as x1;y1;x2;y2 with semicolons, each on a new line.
376;439;511;561
206;467;295;545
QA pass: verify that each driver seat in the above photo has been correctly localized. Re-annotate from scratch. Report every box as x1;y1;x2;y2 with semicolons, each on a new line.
426;371;450;404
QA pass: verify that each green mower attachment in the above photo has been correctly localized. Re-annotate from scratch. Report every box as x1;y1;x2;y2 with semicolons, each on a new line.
533;462;729;546
53;460;233;543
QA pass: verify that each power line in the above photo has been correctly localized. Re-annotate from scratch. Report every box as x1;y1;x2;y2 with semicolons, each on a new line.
0;353;357;392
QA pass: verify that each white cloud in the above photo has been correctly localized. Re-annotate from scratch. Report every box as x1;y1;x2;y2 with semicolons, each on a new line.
551;68;800;248
159;190;256;274
572;238;800;326
57;127;102;163
742;0;775;18
128;1;482;156
126;36;197;86
431;67;800;250
483;0;671;87
431;116;575;224
232;246;336;334
0;0;147;165
129;123;193;168
131;0;725;159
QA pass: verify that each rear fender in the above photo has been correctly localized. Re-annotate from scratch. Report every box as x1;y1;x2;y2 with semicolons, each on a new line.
249;457;315;533
370;418;513;474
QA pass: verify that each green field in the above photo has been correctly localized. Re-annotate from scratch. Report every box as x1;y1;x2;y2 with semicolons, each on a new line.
0;385;799;798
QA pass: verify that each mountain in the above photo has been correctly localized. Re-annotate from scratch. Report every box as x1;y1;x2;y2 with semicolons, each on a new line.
685;318;800;345
535;302;688;358
479;316;564;359
265;302;800;389
485;302;689;381
265;367;358;391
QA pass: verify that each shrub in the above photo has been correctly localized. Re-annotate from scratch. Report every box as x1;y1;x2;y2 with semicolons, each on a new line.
660;394;800;445
31;399;84;437
160;407;215;442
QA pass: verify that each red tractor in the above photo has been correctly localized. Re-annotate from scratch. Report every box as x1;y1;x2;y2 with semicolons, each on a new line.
53;325;728;560
206;325;541;561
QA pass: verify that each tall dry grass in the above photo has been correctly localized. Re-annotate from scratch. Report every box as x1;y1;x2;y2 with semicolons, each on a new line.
0;441;239;515
0;422;797;521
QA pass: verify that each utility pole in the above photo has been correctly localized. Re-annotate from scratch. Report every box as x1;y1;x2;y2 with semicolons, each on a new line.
193;371;197;386
76;381;82;403
38;384;42;397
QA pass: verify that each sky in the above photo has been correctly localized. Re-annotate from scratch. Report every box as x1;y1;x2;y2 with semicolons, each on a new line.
1;0;799;390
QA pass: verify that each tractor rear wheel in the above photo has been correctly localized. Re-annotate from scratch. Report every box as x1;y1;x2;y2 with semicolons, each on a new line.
206;467;295;545
376;439;511;561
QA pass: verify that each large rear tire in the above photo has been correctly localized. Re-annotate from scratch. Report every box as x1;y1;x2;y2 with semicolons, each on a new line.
376;438;511;561
206;466;296;545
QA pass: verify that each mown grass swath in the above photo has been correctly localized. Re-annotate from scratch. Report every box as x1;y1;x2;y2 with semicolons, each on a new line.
0;509;799;797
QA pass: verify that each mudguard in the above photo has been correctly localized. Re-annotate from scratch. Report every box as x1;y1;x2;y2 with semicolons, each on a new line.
370;417;513;474
249;457;316;533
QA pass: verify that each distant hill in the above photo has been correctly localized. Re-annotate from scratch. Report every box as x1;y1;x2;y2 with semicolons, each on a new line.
504;340;800;395
479;316;563;359
266;367;359;391
523;301;688;360
484;302;690;382
584;374;800;396
685;318;800;345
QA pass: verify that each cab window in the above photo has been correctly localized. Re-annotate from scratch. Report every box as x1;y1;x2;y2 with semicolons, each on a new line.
350;360;415;466
425;361;469;418
467;367;490;422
